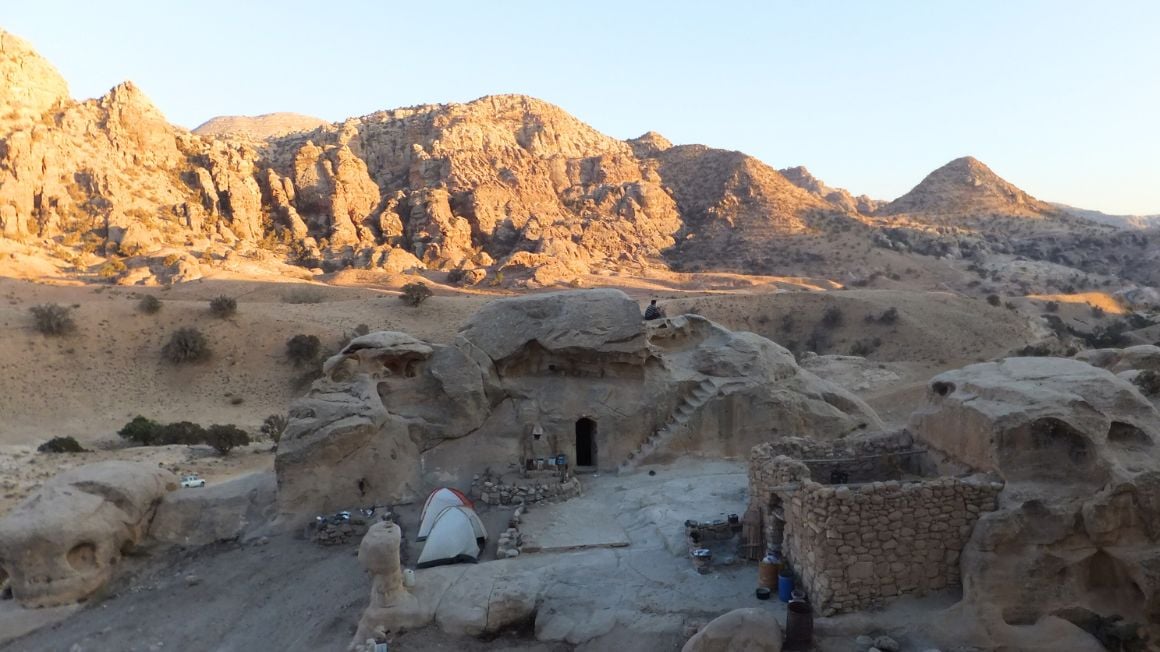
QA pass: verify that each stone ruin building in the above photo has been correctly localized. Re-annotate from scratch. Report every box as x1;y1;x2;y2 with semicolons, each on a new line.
273;288;882;522
747;432;1002;615
748;355;1160;647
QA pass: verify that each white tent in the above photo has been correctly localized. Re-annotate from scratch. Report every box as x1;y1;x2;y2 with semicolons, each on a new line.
417;487;474;541
416;505;488;568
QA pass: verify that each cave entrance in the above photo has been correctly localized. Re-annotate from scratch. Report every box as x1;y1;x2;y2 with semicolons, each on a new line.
575;418;597;468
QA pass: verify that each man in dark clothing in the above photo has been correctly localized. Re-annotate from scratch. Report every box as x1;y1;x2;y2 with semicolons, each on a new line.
643;299;663;321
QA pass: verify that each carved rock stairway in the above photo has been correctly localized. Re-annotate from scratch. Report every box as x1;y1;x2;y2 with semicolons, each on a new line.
620;378;718;472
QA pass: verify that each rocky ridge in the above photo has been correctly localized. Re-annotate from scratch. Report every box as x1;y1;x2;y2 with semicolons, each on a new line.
0;28;1152;288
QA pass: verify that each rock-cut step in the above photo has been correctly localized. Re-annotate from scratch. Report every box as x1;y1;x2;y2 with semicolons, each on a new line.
620;378;718;472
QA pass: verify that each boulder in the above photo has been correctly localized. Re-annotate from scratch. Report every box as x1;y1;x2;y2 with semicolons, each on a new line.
910;357;1160;648
148;472;276;546
910;357;1159;487
0;461;176;607
681;608;783;652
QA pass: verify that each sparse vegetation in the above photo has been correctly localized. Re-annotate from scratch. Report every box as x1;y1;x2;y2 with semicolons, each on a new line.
162;327;210;364
204;424;251;455
117;416;249;455
286;334;321;366
1044;301;1060;313
986;294;1001;307
137;295;162;314
400;282;432;307
209;295;237;318
29;303;76;335
37;436;87;453
1090;305;1106;318
820;306;844;329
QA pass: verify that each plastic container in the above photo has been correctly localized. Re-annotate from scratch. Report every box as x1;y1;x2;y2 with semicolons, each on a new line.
755;587;771;600
403;569;415;587
758;555;781;588
777;569;795;602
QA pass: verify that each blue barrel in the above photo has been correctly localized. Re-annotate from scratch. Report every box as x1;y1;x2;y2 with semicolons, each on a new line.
777;570;795;602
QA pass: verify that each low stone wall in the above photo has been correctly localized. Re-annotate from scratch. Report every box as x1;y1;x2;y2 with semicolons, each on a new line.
469;472;582;506
779;476;1002;615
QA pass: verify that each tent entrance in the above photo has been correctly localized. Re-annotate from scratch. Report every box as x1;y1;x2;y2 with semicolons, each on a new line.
575;418;597;467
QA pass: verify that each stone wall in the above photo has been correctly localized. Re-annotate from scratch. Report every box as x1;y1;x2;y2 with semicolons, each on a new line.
748;441;1004;615
469;471;582;506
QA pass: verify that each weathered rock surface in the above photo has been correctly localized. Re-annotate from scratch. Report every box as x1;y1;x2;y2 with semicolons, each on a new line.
0;29;69;134
1076;344;1160;374
910;357;1160;649
276;289;881;523
192;112;329;140
148;472;276;546
680;608;783;652
0;461;177;607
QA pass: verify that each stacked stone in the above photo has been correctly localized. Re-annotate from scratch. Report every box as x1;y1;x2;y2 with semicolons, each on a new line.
469;475;582;506
781;476;1003;615
312;520;371;546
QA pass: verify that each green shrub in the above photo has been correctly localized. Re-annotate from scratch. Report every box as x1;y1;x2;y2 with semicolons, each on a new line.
98;257;127;280
205;424;250;455
209;295;237;318
159;421;207;445
399;282;432;307
118;416;165;446
162;327;211;364
30;304;76;335
286;334;321;366
138;295;162;314
37;436;87;453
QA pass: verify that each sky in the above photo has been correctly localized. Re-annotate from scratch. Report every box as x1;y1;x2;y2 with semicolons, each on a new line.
5;1;1159;214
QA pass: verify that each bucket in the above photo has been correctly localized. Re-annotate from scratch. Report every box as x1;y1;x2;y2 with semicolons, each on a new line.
691;548;712;574
784;598;813;648
777;569;794;602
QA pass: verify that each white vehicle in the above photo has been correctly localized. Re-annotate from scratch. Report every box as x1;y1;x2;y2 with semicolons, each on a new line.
180;475;206;488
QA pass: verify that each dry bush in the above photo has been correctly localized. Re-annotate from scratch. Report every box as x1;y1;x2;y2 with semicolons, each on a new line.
30;304;76;335
209;295;237;318
138;295;162;314
162;327;211;364
399;282;432;307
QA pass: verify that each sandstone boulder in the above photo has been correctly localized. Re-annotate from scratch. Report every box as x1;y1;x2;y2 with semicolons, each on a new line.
681;608;783;652
910;357;1160;648
0;461;177;607
148;472;276;546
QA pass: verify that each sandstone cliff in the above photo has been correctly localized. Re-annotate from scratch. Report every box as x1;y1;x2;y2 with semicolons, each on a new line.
0;28;1148;287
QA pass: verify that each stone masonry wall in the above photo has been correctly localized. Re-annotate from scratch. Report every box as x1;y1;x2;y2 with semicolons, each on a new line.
778;476;1002;615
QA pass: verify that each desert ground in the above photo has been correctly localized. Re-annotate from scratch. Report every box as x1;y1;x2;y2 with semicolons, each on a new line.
0;267;1144;652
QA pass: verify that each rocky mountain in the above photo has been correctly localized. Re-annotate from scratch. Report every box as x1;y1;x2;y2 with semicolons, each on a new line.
0;28;1154;291
878;156;1056;219
192;113;330;140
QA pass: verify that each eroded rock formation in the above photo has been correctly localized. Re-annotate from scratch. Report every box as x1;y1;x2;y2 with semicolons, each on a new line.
276;289;881;523
0;461;176;607
910;357;1160;649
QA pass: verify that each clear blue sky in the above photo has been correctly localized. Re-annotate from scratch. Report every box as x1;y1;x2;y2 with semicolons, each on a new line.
5;1;1159;214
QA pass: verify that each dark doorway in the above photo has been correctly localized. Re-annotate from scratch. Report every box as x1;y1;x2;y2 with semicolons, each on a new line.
575;418;597;467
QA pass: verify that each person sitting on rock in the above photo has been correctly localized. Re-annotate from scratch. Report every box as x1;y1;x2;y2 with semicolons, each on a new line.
643;299;664;321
